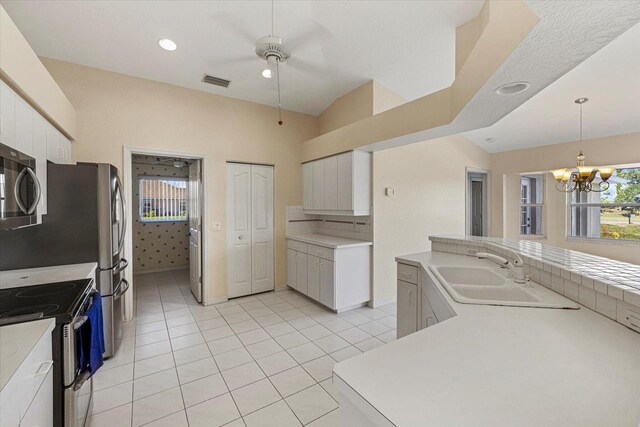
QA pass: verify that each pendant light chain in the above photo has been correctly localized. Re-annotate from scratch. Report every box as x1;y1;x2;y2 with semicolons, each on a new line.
579;101;583;142
272;0;275;36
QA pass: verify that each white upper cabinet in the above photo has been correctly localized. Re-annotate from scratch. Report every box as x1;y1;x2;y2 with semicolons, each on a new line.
14;94;34;156
46;121;72;164
303;150;371;216
303;162;313;210
312;159;325;210
0;80;16;146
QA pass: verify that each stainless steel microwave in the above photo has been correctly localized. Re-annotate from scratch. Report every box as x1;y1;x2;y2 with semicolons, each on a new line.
0;142;42;230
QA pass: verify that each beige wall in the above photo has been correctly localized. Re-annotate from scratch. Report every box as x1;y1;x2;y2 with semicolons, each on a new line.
491;132;640;265
372;81;406;115
42;58;319;303
132;162;190;273
372;134;491;304
318;81;373;135
0;6;76;139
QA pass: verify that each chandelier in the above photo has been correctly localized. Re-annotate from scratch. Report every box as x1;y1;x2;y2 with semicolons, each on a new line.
550;98;614;193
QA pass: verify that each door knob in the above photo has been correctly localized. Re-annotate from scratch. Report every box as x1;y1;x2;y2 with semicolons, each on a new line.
239;235;244;240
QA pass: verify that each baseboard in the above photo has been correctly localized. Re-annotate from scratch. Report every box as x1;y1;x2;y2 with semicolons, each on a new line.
371;297;396;308
206;296;228;306
275;284;289;292
134;266;189;275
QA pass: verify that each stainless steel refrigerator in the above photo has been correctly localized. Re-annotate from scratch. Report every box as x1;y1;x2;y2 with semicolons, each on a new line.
0;163;128;358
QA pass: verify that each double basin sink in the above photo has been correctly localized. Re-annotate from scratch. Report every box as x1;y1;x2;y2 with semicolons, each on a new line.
429;265;579;309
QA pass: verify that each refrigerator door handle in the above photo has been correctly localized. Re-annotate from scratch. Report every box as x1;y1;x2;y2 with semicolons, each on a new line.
113;278;129;300
115;176;127;255
113;258;129;275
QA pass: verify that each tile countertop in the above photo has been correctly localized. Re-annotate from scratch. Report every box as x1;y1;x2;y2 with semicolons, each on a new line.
0;262;98;289
286;234;373;249
0;318;55;391
333;251;640;427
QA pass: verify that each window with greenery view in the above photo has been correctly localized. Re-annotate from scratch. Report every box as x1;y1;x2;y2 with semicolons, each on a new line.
139;176;188;222
520;174;544;236
568;167;640;242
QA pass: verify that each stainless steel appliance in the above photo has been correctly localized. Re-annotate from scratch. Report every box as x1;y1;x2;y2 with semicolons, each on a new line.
0;163;128;357
0;278;96;427
0;142;42;230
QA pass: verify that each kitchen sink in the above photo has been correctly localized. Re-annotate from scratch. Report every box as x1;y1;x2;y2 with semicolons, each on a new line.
429;265;579;309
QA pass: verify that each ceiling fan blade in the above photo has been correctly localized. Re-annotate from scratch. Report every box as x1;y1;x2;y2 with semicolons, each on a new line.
286;56;338;78
286;20;334;53
209;10;257;46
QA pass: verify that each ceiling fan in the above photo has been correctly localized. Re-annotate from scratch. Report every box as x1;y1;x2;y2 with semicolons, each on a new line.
212;1;338;125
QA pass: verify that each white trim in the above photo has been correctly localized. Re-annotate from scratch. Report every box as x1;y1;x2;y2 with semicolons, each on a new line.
123;146;210;321
208;296;228;305
134;266;189;275
372;297;397;308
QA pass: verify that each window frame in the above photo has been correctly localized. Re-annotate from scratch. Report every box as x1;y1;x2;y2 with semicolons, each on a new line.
138;175;189;223
566;165;640;245
519;173;546;238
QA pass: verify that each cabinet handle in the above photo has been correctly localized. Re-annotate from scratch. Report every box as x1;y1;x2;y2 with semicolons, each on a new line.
408;289;414;305
34;360;54;378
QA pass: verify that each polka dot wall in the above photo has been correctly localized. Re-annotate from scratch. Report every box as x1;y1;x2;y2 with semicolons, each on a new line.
132;162;190;273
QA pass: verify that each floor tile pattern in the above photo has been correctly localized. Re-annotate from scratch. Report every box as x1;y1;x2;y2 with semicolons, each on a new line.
88;269;397;427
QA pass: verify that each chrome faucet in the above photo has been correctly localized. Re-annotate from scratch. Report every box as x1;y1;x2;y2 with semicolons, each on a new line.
475;247;526;284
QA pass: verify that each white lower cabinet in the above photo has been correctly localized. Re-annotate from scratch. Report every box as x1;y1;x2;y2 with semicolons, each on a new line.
396;263;455;338
296;252;308;294
397;279;418;338
287;238;370;312
19;369;53;427
307;255;320;301
319;258;336;309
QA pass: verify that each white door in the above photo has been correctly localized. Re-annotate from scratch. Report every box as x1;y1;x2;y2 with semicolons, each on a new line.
189;161;203;302
251;165;274;293
337;152;353;211
312;160;325;210
324;156;338;210
287;249;297;289
319;259;335;309
397;280;417;338
226;163;274;298
307;255;320;301
303;162;313;210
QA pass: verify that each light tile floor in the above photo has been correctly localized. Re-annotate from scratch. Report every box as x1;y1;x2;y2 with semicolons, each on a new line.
88;269;397;427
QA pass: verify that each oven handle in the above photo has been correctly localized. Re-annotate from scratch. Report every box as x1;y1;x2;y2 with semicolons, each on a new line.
13;168;29;214
25;167;42;215
114;278;130;300
113;258;129;275
73;315;89;330
73;370;91;391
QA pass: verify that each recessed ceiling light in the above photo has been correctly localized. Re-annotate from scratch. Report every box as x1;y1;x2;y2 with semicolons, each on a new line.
158;38;177;51
495;81;530;96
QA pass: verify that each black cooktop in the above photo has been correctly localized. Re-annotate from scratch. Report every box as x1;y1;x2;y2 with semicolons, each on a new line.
0;279;94;325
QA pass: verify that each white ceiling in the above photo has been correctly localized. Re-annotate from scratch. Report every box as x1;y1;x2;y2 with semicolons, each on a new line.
0;0;483;116
463;20;640;153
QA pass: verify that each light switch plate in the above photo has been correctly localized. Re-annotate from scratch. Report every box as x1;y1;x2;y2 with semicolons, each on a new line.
212;222;222;231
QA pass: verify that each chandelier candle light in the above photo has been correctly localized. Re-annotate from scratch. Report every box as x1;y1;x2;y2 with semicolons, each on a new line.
550;98;614;193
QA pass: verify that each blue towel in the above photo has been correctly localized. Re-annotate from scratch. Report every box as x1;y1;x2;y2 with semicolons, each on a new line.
76;292;105;376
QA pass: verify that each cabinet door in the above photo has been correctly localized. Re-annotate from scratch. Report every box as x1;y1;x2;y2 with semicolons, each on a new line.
397;280;417;338
307;255;320;301
46;122;61;163
303;162;313;210
319;259;335;309
312;159;325;210
33;114;48;216
19;369;53;427
60;134;72;164
0;80;16;146
296;252;308;295
324;155;338;210
287;249;297;289
337;152;353;211
14;95;34;156
421;294;437;330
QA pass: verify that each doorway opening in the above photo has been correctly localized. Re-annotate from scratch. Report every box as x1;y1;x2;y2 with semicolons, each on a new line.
123;148;208;321
226;162;275;299
466;169;490;237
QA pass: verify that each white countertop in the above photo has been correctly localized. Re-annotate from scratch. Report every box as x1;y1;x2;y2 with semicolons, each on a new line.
0;262;97;289
0;318;55;391
334;251;640;426
286;234;372;249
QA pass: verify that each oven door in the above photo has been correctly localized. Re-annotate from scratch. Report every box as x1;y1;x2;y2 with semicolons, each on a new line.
0;142;41;230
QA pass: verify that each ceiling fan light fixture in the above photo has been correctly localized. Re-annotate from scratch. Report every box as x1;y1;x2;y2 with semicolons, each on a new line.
158;38;177;51
261;69;273;79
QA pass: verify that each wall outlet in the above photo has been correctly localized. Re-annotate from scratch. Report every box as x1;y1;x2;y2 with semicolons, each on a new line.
212;222;222;231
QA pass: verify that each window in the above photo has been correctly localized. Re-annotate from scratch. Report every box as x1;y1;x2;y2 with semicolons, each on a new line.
569;166;640;242
520;174;544;236
138;176;188;222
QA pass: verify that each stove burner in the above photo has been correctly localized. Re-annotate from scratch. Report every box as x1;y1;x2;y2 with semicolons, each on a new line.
16;282;78;298
0;304;60;318
0;290;11;298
